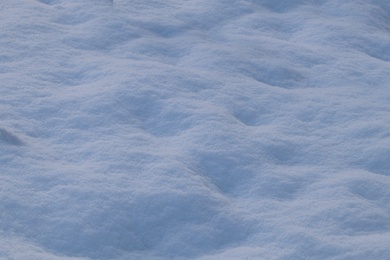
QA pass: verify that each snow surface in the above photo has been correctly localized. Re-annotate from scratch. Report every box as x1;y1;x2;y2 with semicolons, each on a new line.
1;0;390;259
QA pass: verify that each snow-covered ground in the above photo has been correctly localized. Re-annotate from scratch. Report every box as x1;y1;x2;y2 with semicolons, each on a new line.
1;0;390;259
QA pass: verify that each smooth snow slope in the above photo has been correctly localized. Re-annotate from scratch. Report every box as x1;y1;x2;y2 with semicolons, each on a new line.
1;0;390;259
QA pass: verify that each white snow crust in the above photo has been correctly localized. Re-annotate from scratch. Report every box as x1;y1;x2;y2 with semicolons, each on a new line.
1;0;390;259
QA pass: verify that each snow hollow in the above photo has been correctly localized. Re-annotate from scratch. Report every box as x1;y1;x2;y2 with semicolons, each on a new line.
1;0;390;259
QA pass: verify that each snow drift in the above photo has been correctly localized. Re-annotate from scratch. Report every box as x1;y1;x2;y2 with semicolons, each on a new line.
1;0;389;259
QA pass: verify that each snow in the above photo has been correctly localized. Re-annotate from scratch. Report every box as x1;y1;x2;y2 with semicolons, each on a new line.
1;0;390;259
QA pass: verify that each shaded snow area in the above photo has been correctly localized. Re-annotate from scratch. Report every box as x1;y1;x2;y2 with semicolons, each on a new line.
1;0;390;259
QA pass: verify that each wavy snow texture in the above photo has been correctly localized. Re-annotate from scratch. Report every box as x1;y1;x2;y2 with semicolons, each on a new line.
1;0;390;259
